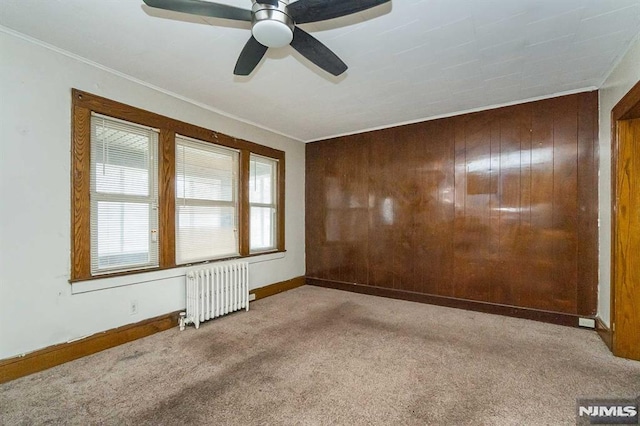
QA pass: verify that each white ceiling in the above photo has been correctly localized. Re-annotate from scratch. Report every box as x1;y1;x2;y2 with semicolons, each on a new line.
1;0;639;142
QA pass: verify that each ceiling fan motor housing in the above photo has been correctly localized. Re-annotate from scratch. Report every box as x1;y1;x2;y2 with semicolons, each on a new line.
251;1;295;48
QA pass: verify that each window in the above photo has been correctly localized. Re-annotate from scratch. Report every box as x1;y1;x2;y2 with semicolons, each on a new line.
71;89;285;281
90;114;159;274
175;135;239;264
249;155;278;252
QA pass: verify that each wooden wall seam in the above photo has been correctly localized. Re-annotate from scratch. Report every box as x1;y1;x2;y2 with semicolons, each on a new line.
305;92;599;317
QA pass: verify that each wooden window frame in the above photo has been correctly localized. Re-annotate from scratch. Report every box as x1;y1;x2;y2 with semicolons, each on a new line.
71;89;285;282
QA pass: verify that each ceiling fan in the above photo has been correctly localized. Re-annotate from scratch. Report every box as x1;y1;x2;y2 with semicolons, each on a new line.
142;0;391;76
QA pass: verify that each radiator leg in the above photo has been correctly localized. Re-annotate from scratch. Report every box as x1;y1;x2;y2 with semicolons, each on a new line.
179;312;186;331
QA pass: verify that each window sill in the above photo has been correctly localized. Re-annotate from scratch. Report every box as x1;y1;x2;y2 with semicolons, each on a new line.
70;250;286;294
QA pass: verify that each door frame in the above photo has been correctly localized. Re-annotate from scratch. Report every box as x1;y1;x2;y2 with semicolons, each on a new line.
611;80;640;357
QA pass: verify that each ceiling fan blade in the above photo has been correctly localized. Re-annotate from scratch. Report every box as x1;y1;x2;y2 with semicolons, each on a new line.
288;0;390;24
234;36;269;76
290;27;347;76
142;0;251;21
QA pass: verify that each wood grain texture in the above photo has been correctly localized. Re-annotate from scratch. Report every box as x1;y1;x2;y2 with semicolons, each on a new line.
610;80;640;361
71;105;92;280
613;118;640;360
159;129;176;268
240;150;250;256
306;92;599;316
0;312;180;384
577;92;599;316
305;141;324;279
613;80;640;121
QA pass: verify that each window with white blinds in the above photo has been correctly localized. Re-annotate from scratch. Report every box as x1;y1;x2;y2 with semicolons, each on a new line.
249;154;278;252
175;135;239;264
90;114;159;275
72;91;285;281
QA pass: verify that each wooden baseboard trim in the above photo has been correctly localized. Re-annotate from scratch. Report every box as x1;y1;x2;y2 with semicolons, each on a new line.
0;276;306;385
0;311;180;385
595;317;613;350
307;277;583;327
250;276;305;301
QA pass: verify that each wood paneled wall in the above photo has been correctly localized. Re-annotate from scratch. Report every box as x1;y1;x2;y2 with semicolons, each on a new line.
306;92;599;317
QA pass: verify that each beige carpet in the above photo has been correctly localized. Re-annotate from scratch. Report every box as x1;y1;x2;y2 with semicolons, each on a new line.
1;285;639;425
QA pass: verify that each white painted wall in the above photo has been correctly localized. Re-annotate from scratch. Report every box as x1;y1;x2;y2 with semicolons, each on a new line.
0;30;305;360
597;36;640;326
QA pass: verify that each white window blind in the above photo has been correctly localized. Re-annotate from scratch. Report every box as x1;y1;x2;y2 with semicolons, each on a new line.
249;154;278;252
90;114;159;275
175;135;239;264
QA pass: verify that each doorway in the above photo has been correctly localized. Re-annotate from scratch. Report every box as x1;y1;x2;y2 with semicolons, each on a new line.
612;81;640;361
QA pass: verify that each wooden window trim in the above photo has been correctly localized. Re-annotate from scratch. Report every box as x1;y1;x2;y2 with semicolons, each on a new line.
70;89;285;282
159;129;176;269
239;150;251;256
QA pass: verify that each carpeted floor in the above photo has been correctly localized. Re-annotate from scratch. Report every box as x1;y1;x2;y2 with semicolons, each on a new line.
1;285;639;425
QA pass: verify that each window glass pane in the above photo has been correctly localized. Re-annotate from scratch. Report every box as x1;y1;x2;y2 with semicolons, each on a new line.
175;135;239;264
96;201;151;269
250;206;275;251
249;157;276;204
249;155;277;252
90;115;158;275
176;143;235;201
176;205;238;264
93;124;150;196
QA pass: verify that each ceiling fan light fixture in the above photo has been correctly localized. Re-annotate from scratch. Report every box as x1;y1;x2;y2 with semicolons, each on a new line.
142;0;392;76
253;20;293;48
251;1;294;48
